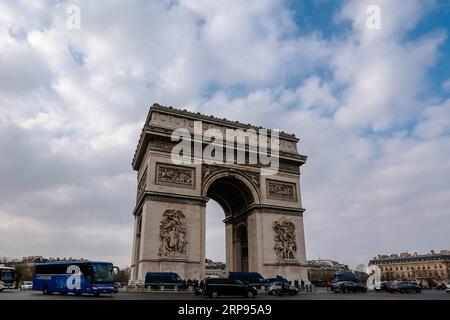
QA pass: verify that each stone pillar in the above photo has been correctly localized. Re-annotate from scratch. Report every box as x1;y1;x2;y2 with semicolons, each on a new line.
129;214;138;284
247;212;259;273
199;205;206;279
225;223;233;274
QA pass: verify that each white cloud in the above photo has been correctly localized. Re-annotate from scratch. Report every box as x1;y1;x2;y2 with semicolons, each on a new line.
442;79;450;92
413;99;450;139
333;0;446;131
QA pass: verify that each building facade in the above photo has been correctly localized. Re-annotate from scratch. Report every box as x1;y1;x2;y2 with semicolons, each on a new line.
307;259;350;285
205;259;227;278
369;250;450;288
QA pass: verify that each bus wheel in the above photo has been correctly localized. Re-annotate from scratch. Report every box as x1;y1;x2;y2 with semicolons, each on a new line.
43;286;52;295
94;293;100;297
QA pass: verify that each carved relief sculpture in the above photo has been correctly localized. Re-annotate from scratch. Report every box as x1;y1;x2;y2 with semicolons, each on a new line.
149;137;177;153
267;180;296;201
202;165;222;182
156;163;194;188
273;218;297;260
158;209;188;256
202;165;260;193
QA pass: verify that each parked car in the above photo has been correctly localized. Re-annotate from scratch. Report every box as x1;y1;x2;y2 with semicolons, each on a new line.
375;281;391;292
435;283;446;290
203;278;257;298
446;281;450;294
332;281;367;293
268;281;299;296
387;281;421;293
144;272;186;289
20;281;33;291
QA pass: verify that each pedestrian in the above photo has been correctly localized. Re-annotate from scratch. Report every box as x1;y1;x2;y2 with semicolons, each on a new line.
300;279;305;291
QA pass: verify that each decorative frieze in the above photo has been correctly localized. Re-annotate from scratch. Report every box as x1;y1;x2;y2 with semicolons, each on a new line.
202;165;222;182
279;161;300;174
156;163;195;189
202;165;260;191
273;217;297;260
266;179;297;202
158;209;188;256
149;138;176;153
242;170;260;190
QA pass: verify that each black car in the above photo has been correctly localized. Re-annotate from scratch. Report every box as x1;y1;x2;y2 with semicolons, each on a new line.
332;281;367;293
203;278;257;298
144;272;186;289
386;281;421;293
374;281;391;292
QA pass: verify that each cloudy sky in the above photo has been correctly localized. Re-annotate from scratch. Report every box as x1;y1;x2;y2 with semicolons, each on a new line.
1;0;449;269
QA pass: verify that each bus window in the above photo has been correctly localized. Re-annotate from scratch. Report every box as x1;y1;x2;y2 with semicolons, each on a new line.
92;263;114;284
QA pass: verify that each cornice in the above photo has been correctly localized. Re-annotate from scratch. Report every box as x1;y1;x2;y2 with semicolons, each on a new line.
132;103;305;169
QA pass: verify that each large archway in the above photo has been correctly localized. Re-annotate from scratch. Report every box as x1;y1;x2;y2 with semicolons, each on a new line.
204;173;257;273
129;104;308;284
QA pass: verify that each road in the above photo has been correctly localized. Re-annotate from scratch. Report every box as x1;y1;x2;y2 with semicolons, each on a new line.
1;289;449;300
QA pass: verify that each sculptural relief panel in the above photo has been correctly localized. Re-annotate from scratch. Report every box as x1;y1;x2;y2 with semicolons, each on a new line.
155;163;195;189
266;179;297;202
273;217;297;260
158;209;188;256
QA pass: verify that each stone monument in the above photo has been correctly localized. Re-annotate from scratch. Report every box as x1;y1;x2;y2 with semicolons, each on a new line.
129;103;308;285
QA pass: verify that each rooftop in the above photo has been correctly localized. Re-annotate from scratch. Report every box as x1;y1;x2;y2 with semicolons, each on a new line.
370;250;450;264
150;103;299;139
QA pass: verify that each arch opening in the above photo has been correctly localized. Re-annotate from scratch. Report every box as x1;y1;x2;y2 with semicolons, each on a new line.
205;199;226;266
233;223;249;272
205;175;255;273
205;176;255;216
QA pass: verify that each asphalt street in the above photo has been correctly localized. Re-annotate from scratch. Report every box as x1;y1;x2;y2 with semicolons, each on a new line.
1;289;449;300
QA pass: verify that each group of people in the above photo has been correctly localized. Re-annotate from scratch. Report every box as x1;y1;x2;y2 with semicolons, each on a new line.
293;279;306;291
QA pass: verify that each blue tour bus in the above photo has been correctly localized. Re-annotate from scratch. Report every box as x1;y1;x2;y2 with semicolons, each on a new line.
33;260;119;296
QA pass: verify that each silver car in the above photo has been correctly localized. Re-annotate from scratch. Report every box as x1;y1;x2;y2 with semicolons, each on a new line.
20;281;33;291
268;281;299;296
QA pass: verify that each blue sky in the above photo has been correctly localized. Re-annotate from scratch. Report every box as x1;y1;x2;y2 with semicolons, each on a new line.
291;0;450;106
0;0;449;269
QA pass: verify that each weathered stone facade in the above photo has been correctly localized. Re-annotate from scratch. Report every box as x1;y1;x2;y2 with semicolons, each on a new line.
129;103;308;284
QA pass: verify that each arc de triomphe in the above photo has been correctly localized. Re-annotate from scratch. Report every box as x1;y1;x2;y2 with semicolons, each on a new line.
129;104;308;284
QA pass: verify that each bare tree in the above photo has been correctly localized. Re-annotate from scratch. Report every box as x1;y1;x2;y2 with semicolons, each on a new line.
355;264;366;273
